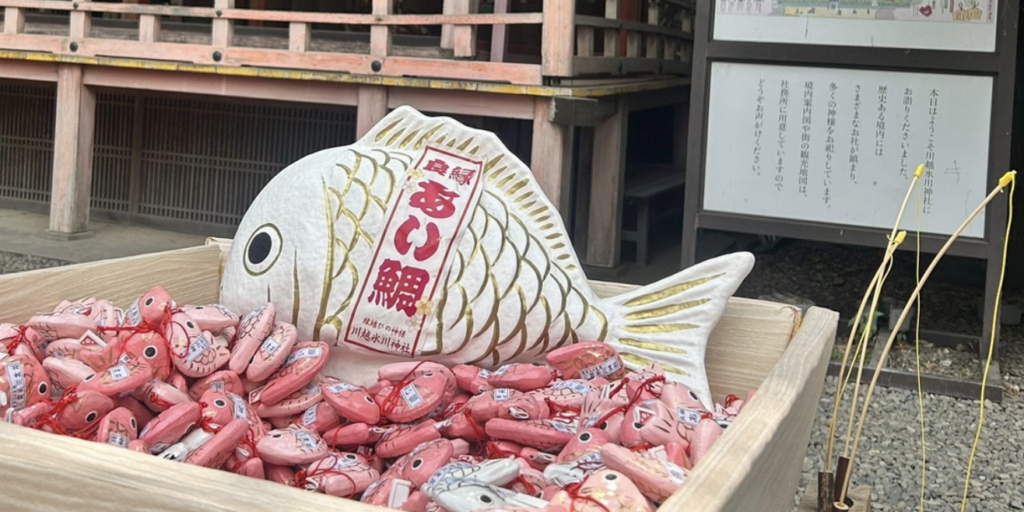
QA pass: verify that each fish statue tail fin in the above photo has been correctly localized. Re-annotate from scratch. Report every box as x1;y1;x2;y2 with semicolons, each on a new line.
601;251;756;410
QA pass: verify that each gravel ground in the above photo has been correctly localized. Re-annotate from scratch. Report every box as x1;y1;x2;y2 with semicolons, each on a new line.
3;240;1023;512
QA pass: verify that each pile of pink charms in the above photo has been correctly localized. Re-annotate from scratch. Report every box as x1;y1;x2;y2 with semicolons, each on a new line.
0;285;755;512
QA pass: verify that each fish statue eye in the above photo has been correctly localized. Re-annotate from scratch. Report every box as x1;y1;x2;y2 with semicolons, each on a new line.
243;224;283;276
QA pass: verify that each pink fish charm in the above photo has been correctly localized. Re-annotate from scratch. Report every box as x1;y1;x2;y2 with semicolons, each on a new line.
39;388;114;437
46;338;88;361
601;444;686;503
256;427;329;465
133;379;192;413
117;331;172;381
43;356;93;390
289;402;342;434
0;324;47;361
466;388;525;423
26;313;98;343
189;370;245;401
115;396;155;431
453;364;492;394
167;313;230;378
139;401;202;455
376;421;442;459
395;438;455;487
180;304;239;332
377;370;448;424
245;321;298;382
486;418;575;451
548;469;653;512
78;357;152;398
228;303;276;375
94;407;138;449
301;452;380;497
123;286;174;329
557;428;611;465
688;418;724;466
487;363;554;392
324;422;388;448
185;418;250;469
532;379;600;411
255;376;323;418
249;341;328;406
1;354;53;415
322;379;380;424
498;393;550;421
546;342;627;381
521;448;557;471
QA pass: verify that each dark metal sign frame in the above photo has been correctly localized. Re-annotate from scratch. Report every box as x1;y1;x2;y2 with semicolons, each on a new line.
682;1;1020;360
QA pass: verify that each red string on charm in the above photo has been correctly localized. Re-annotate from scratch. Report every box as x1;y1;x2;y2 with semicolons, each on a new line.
197;401;225;434
512;475;538;497
590;375;667;432
484;441;519;460
292;457;359;498
31;386;99;440
724;394;740;408
545;398;581;419
379;361;429;419
229;429;261;473
0;325;29;355
563;482;612;512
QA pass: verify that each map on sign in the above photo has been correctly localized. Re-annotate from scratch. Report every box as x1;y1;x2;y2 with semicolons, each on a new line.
702;61;994;238
713;0;997;52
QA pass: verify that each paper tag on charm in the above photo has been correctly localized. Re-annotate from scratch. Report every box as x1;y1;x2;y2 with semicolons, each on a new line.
109;364;130;381
579;357;623;380
185;335;211;364
231;394;249;420
661;460;686;484
552;380;590;394
400;384;424;409
334;455;358;470
301;405;319;426
260;337;281;356
550;419;574;434
477;369;491;379
327;382;358;394
676;408;703;427
125;301;142;327
108;433;130;448
493;388;512;401
209;381;225;392
296;430;319;451
5;361;26;410
284;347;323;368
118;353;132;365
388;479;414;509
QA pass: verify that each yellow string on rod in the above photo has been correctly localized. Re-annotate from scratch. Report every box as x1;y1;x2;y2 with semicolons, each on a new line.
823;165;923;468
914;173;928;512
837;170;1017;506
959;175;1015;512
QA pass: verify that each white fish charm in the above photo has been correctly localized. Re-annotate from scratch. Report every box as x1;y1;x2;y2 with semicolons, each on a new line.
219;106;754;409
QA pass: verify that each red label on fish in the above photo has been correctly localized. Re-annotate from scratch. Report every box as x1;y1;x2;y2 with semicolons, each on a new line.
345;146;485;357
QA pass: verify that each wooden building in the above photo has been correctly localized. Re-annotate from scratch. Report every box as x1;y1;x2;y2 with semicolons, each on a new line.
0;0;693;273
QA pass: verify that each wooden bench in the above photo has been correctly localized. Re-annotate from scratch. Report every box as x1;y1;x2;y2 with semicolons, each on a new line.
621;164;685;266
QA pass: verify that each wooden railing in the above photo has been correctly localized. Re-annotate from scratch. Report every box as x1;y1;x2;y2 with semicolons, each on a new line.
0;0;694;86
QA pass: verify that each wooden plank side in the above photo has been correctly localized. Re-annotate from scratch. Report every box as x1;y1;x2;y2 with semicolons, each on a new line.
0;59;58;82
82;67;360;106
387;87;535;120
450;0;477;58
0;419;393;512
3;7;25;34
49;64;96;235
662;307;838;512
139;14;161;43
212;0;235;48
371;0;392;58
0;245;223;324
288;22;311;52
489;0;509;63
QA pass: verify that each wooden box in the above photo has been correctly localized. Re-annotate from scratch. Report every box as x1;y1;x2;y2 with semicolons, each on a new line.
0;239;838;512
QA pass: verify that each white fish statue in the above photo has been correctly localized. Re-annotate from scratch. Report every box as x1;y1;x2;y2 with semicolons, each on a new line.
219;106;754;409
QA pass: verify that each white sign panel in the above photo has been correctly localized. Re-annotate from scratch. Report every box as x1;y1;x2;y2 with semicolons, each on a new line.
713;0;998;53
703;62;993;238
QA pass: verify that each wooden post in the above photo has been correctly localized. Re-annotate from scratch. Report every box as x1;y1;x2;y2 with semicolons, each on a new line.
250;0;266;27
70;0;92;40
3;7;25;34
48;64;97;237
673;101;688;171
531;97;575;224
646;0;660;59
541;0;575;77
139;15;161;43
489;0;508;62
128;93;144;216
371;0;391;59
604;0;619;57
289;22;311;52
452;0;478;58
584;97;628;268
356;86;389;139
213;0;235;48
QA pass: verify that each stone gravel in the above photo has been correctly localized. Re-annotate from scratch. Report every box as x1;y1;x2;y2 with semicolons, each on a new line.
3;245;1024;512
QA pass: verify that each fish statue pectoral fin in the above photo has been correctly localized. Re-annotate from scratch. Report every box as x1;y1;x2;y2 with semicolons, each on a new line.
601;251;756;411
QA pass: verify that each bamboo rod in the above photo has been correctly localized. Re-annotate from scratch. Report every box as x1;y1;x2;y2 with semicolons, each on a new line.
837;171;1018;505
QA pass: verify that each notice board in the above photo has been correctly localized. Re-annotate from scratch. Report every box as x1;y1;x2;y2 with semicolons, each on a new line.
681;0;1019;358
703;62;993;238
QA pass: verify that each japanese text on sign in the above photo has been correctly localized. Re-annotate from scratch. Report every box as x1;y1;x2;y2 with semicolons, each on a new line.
345;147;485;357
